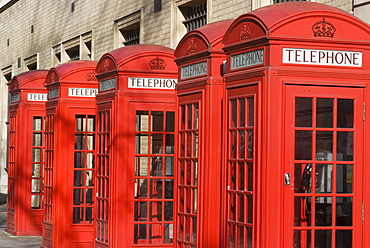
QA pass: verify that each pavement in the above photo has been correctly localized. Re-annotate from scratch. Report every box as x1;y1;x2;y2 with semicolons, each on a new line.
0;202;42;248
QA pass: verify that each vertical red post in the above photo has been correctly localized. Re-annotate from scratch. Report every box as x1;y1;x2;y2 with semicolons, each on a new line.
174;20;233;247
41;60;98;248
7;70;48;236
94;44;177;248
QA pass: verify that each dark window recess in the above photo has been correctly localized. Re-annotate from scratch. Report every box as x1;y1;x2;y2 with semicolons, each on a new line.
180;2;207;32
27;62;37;71
120;26;140;46
17;58;21;68
31;25;34;33
66;46;80;61
7;38;9;46
154;0;162;12
71;2;75;12
4;73;12;82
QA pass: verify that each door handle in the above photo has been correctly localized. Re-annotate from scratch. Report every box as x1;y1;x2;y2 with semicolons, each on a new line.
284;173;291;185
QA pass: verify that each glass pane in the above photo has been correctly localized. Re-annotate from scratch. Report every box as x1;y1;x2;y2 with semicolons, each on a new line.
164;223;173;244
76;116;86;131
181;105;186;130
136;111;149;132
33;117;42;131
86;207;93;222
231;131;236;158
134;224;147;243
239;98;245;127
166;112;175;132
32;148;41;162
86;171;94;186
315;197;332;226
296;97;312;127
87;116;95;132
194;103;199;129
87;134;94;150
238;226;245;248
247;97;254;127
294;230;311;248
238;162;244;190
136;157;148;176
74;152;84;168
31;195;40;209
294;196;311;226
165;157;174;176
238;194;245;222
187;104;193;129
164;201;173;220
247;130;253;159
316;98;333;128
239;130;245;158
86;152;94;169
75;134;85;150
231;99;237;128
337;132;353;161
33;133;42;146
165;180;173;199
149;223;162;244
165;134;174;153
31;179;41;193
73;189;85;204
73;207;83;223
315;230;331;248
74;170;84;186
151;156;162;176
229;162;236;190
32;164;42;177
336;230;352;247
337;99;354;128
336;197;352;226
136;134;148;154
152;111;164;132
315;164;332;193
151;134;163;154
247;162;253;191
295;163;310;193
295;131;312;160
247;194;253;224
316;131;333;161
336;164;353;193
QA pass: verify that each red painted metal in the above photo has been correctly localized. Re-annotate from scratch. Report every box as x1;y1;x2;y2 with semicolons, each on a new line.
41;60;98;248
7;70;48;236
94;44;177;248
222;2;370;247
174;19;234;248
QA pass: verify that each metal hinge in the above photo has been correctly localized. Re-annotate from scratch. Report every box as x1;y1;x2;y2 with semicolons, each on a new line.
362;202;365;222
363;102;366;121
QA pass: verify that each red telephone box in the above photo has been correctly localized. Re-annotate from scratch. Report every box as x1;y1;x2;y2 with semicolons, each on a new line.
7;70;48;236
94;44;177;248
222;2;370;247
41;60;98;248
174;20;233;247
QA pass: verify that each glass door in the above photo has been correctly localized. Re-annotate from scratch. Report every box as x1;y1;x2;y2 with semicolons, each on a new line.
284;85;364;248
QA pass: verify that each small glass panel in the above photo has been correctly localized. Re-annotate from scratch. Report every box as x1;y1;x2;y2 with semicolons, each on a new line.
336;164;353;193
194;103;199;130
238;162;244;190
238;194;245;222
294;230;311;248
336;197;352;226
247;195;253;224
165;134;174;153
239;98;245;127
152;112;164;132
32;164;42;177
239;130;245;158
337;99;354;128
316;132;333;161
149;223;162;244
316;98;333;128
247;130;253;159
296;97;312;127
294;196;311;227
315;197;332;226
166;112;175;132
337;132;354;161
151;134;163;154
33;133;42;146
32;148;41;162
231;99;237;128
187;104;193;129
31;195;41;208
136;111;149;132
247;162;253;191
315;164;332;193
33;117;42;131
315;230;332;248
136;134;148;154
247;97;254;127
31;179;41;193
295;131;312;160
336;230;352;247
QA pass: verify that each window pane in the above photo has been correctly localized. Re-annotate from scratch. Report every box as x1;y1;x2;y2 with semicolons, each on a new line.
296;97;312;127
295;131;312;160
152;111;164;131
337;99;354;128
316;98;333;128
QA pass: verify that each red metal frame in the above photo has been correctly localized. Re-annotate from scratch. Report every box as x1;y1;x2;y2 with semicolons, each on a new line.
7;70;48;236
94;44;177;248
222;2;370;247
41;60;98;248
174;20;233;247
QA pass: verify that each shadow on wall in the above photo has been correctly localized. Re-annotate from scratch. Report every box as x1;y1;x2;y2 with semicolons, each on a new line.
0;193;6;205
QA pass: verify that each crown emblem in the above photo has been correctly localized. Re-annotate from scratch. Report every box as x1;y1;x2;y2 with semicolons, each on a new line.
240;24;251;41
188;39;197;53
312;18;336;38
103;59;110;71
149;57;166;70
86;71;97;81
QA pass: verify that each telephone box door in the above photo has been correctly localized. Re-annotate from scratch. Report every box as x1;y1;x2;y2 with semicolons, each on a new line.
284;85;364;248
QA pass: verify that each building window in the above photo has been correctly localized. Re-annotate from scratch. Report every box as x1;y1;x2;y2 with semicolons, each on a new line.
114;10;141;48
154;0;162;12
178;1;207;32
24;54;38;71
52;31;93;66
1;65;12;85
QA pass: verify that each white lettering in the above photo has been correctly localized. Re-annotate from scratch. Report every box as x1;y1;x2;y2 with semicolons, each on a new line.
27;93;47;101
128;77;177;89
283;48;362;67
68;88;98;97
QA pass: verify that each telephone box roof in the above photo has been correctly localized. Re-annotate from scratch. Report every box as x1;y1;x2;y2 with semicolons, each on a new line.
9;70;48;92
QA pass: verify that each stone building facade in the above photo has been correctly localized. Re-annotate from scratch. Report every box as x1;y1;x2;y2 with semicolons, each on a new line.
0;0;362;200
